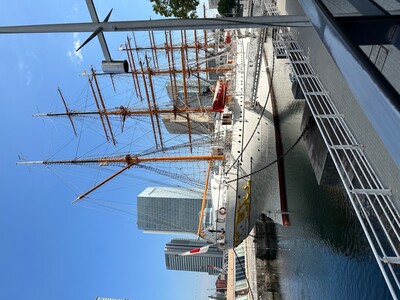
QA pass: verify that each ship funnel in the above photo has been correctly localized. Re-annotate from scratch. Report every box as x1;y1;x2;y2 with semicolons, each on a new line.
101;60;129;73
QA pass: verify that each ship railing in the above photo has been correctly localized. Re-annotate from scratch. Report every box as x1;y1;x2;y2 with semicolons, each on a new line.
239;0;266;110
247;27;266;109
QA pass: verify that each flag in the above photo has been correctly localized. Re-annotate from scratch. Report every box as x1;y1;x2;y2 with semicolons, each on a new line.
178;244;215;256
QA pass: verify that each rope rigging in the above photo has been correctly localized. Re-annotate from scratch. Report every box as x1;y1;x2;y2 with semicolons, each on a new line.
227;121;312;184
134;164;206;189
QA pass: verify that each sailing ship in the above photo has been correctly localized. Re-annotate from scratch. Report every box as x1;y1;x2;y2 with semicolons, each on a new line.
19;26;283;250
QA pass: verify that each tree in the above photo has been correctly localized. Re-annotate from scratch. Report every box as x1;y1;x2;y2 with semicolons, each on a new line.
150;0;200;18
217;0;237;17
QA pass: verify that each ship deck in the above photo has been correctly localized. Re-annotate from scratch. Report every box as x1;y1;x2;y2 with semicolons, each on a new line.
223;31;281;249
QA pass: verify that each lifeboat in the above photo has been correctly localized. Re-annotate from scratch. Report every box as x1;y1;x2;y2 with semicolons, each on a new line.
212;80;227;112
224;31;231;44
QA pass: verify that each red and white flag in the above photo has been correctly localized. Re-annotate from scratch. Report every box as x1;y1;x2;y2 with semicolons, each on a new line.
178;244;215;256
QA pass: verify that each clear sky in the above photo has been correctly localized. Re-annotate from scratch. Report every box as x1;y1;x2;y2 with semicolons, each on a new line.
0;1;216;299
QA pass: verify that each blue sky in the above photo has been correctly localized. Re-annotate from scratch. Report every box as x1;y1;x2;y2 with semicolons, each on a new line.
0;1;216;299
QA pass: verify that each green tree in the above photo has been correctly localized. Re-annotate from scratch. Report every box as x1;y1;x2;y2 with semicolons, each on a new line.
218;0;237;16
150;0;200;18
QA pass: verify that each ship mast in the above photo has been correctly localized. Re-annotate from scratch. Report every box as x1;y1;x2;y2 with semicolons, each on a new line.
197;160;212;237
18;154;224;202
22;19;233;218
52;29;233;151
19;9;234;206
34;106;217;118
90;68;117;145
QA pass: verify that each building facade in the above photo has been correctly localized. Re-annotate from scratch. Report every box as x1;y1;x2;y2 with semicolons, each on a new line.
165;239;223;275
163;80;215;134
137;187;203;234
166;80;213;107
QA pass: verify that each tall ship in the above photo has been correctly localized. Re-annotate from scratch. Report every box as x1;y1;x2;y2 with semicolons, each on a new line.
20;25;283;250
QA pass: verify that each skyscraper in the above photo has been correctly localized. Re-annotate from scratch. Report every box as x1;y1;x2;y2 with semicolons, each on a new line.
166;80;213;107
163;80;215;134
165;239;223;275
137;187;203;234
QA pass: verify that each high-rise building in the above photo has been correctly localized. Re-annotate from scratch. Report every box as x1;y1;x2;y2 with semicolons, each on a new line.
166;80;213;107
137;187;203;234
165;239;223;275
161;113;215;134
163;80;215;134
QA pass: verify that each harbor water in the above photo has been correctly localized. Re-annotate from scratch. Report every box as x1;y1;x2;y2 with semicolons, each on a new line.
265;58;392;299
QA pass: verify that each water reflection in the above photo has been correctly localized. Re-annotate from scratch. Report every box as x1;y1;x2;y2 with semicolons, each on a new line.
270;84;391;299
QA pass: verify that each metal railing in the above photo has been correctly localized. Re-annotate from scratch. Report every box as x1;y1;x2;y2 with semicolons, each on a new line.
266;3;400;298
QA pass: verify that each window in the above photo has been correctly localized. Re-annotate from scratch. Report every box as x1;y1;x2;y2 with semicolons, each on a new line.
368;45;388;72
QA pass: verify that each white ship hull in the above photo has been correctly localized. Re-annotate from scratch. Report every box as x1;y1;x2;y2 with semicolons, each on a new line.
207;33;283;249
